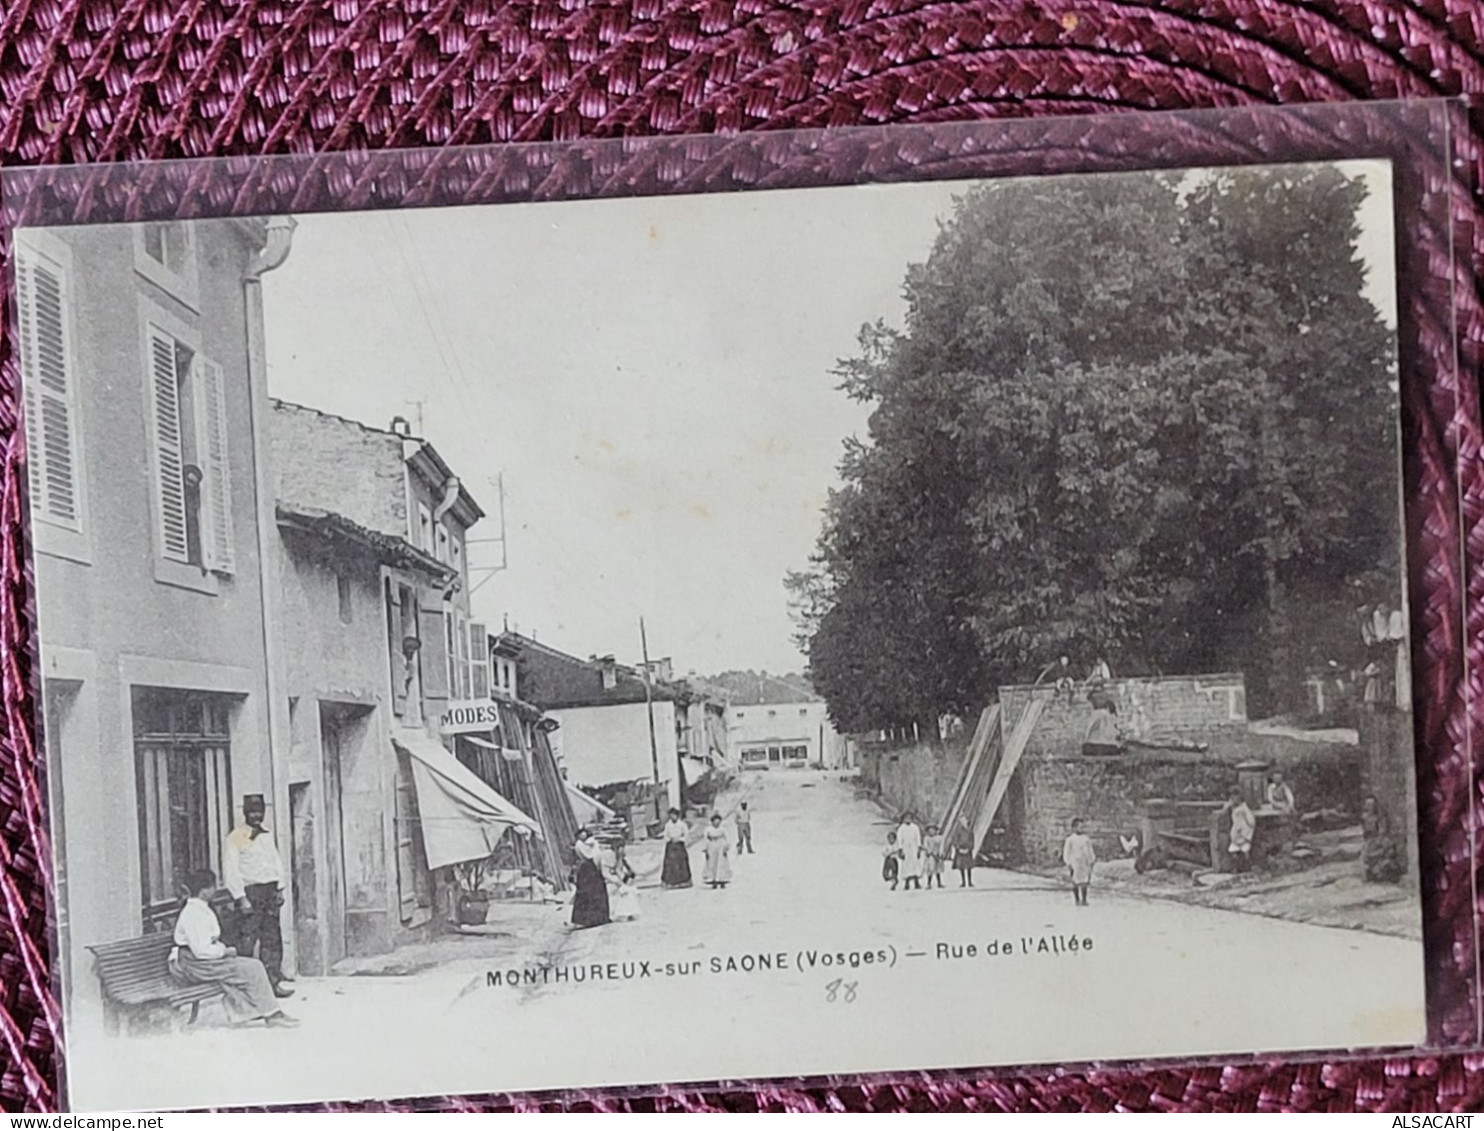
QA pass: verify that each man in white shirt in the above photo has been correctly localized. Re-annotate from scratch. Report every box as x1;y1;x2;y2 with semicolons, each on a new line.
224;794;293;998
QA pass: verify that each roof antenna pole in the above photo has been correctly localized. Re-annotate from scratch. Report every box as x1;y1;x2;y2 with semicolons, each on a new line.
641;617;664;825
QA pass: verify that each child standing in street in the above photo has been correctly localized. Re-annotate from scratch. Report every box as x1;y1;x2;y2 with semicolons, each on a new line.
882;831;902;891
952;825;975;888
1226;789;1256;874
609;845;640;922
1062;818;1097;906
735;802;754;854
923;824;946;889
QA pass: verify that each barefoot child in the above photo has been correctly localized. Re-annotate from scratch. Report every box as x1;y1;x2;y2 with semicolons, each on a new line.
923;824;946;889
1062;818;1097;906
882;831;902;891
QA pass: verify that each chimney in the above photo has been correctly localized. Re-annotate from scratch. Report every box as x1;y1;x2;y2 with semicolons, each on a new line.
658;657;673;683
390;416;412;437
599;655;617;692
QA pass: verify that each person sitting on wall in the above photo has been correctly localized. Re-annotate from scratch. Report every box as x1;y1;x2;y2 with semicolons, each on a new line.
171;869;300;1029
1265;770;1296;814
1053;656;1076;702
1082;690;1122;757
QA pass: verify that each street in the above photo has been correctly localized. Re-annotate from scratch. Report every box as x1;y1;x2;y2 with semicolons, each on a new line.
71;770;1427;1112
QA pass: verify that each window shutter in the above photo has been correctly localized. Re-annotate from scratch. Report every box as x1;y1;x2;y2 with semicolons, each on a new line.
386;583;408;716
418;593;450;702
194;356;236;574
144;324;189;562
17;253;43;519
393;755;420;923
454;612;470;699
17;246;82;531
443;613;458;700
469;622;490;699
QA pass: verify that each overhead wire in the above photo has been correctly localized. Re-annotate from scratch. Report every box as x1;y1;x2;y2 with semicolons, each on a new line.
382;212;475;427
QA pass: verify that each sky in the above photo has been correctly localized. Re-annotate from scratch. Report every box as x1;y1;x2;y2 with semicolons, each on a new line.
260;179;964;676
259;160;1395;678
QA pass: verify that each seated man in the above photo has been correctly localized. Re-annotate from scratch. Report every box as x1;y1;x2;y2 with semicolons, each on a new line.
171;868;300;1029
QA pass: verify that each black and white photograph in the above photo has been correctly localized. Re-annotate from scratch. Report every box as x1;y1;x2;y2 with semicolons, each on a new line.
15;151;1425;1111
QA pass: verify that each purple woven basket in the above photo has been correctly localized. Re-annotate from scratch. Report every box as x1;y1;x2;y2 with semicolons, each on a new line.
2;0;1484;1114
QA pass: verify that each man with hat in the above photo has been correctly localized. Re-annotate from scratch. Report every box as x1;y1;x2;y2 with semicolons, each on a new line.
224;793;293;998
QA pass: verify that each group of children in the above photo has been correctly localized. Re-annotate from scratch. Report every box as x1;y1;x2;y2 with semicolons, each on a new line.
881;816;1099;906
881;820;979;891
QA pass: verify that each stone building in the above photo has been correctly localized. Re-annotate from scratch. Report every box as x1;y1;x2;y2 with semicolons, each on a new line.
269;401;545;971
726;699;850;771
22;218;292;1020
509;634;729;820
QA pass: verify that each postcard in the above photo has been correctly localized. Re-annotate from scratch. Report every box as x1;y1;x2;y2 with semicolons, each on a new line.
13;142;1425;1110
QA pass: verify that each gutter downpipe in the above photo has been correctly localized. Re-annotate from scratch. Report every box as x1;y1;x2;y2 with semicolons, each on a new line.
243;216;298;972
432;475;462;602
432;475;461;527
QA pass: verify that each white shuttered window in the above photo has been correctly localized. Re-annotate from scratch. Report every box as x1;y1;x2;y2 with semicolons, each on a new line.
143;317;236;576
145;324;190;563
468;622;491;700
17;244;83;533
194;357;236;574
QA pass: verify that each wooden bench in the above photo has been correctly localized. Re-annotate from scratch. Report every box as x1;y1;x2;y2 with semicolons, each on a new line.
88;934;225;1035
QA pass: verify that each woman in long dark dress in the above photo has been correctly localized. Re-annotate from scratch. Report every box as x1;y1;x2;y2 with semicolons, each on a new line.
570;829;611;929
661;808;693;889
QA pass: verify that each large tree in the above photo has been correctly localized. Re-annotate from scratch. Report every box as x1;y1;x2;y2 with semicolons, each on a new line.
794;165;1399;733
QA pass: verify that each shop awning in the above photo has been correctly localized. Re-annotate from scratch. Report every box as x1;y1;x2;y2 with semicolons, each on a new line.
392;732;542;871
565;782;615;826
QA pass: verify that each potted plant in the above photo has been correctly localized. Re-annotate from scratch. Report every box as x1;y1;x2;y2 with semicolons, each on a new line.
453;857;495;925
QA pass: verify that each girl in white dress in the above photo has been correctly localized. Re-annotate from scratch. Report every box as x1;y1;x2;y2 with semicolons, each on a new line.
702;814;733;888
609;845;641;921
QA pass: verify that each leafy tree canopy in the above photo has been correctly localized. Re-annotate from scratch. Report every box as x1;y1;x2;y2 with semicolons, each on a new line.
790;165;1400;735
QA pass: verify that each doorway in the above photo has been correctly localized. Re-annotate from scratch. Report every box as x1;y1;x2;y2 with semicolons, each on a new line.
288;781;319;973
318;704;354;969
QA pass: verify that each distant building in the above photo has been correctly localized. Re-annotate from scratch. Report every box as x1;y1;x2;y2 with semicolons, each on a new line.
727;700;850;770
709;670;818;706
680;677;734;777
506;634;728;815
